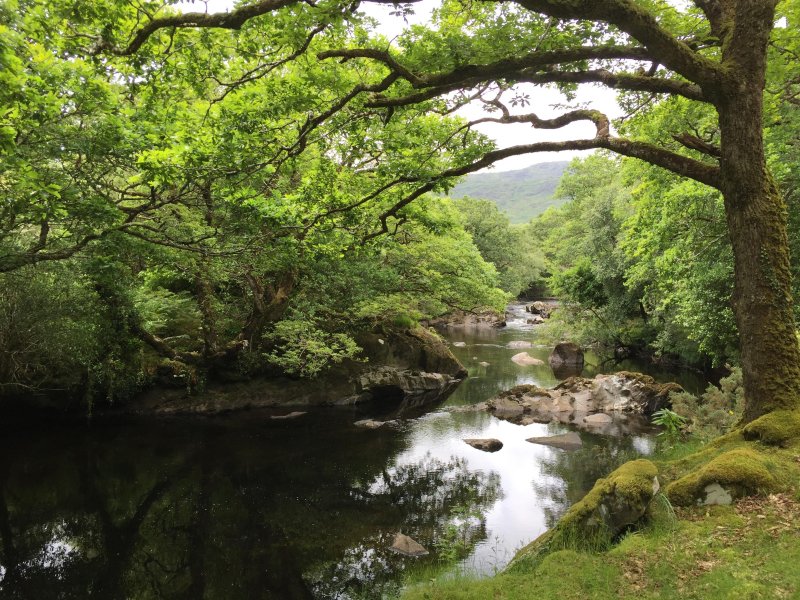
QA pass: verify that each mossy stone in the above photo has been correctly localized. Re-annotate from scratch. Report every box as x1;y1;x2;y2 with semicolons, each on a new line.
665;448;778;506
509;459;659;572
741;409;800;446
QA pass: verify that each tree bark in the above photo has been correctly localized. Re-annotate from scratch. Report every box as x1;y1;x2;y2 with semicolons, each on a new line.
717;0;800;422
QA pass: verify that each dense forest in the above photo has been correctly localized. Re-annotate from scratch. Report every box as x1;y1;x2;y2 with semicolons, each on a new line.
4;0;799;418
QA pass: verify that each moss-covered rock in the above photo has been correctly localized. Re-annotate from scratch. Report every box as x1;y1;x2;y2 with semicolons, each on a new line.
508;459;659;572
741;409;800;446
665;448;778;506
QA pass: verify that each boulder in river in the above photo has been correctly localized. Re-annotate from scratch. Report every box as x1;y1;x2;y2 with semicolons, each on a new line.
526;431;582;450
463;438;504;452
548;342;584;370
526;301;552;318
511;352;545;366
390;533;429;557
483;373;682;434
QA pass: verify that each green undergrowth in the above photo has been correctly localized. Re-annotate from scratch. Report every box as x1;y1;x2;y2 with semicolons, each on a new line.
402;434;800;600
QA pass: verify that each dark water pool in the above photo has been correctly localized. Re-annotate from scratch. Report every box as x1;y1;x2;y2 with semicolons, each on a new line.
0;304;705;599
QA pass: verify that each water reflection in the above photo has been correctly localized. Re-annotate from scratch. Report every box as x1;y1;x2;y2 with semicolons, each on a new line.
0;417;500;599
0;303;704;598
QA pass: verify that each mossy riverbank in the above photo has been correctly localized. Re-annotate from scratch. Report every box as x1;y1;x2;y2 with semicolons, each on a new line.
403;431;800;599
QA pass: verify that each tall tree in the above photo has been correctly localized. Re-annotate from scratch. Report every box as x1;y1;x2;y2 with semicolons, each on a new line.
73;0;800;436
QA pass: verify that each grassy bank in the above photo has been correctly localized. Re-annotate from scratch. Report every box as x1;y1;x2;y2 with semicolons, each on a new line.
402;434;800;599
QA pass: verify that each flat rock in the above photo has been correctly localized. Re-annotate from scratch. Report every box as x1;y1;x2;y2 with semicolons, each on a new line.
527;431;583;451
511;352;545;366
354;419;386;429
507;340;533;349
270;411;307;420
452;341;467;347
489;396;525;417
390;533;429;557
463;438;503;452
583;413;613;425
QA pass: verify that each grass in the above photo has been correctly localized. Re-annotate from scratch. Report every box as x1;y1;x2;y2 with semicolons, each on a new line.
401;435;800;600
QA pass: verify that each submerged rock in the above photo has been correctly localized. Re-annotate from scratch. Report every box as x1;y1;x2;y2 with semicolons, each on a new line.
511;352;545;366
527;431;582;451
463;438;503;452
507;340;533;349
390;533;429;557
270;411;307;420
354;419;386;429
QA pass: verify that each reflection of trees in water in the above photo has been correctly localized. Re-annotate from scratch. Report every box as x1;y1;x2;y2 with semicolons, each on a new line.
311;453;501;599
0;423;500;600
532;434;643;529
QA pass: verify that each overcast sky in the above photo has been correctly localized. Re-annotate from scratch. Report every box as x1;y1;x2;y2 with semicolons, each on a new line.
177;0;621;171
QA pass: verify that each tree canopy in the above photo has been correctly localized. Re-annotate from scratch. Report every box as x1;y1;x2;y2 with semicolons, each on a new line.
3;0;800;439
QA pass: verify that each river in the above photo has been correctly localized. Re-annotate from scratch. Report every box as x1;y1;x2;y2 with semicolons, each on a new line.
0;304;705;599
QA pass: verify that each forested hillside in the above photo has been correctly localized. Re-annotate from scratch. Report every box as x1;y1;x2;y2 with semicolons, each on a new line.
449;161;569;223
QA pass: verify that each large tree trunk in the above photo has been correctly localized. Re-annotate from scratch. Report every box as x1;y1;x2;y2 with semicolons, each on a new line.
717;1;800;423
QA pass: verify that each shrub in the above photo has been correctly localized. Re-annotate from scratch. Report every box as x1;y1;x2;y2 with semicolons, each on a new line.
669;367;744;440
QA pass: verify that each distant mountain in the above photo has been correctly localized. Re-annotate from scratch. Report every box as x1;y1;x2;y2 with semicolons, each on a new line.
448;161;570;224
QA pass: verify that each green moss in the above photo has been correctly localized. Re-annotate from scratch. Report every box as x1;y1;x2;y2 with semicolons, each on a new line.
509;459;658;571
665;448;778;506
741;409;800;446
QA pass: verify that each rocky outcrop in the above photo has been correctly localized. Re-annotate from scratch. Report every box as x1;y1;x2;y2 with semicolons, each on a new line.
128;327;467;415
477;373;681;434
463;438;504;452
424;310;507;329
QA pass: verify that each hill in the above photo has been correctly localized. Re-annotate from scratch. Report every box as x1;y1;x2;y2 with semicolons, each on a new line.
448;161;570;223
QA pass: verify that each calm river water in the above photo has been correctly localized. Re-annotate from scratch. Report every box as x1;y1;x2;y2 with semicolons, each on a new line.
0;304;705;599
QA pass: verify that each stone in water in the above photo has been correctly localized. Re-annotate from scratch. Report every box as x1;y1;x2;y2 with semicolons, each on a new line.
390;533;429;557
463;438;503;452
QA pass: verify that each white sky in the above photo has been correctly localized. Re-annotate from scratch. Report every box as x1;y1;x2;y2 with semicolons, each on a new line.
178;0;621;171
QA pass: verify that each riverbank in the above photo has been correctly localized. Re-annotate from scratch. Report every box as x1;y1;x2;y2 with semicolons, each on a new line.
402;433;800;599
